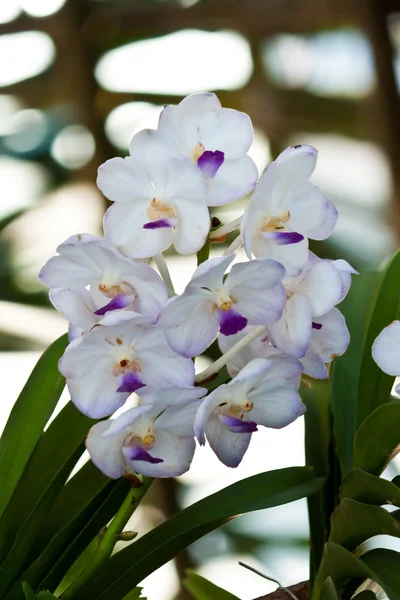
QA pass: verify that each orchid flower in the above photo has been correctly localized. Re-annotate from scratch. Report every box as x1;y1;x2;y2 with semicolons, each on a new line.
266;254;356;358
194;358;305;467
372;320;400;392
241;145;338;276
97;129;210;258
159;254;286;357
59;319;195;418
158;92;258;206
86;386;207;478
300;308;350;379
39;235;168;337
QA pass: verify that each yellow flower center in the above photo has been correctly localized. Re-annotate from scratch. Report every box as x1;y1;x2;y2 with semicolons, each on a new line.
192;142;206;163
147;197;177;222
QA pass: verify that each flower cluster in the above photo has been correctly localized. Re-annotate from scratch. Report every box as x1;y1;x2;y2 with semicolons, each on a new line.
40;92;356;478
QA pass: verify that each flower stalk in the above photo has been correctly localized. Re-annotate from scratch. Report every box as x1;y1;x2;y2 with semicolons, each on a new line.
194;325;266;383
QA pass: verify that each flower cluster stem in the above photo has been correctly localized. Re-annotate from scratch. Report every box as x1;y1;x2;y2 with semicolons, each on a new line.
195;325;266;383
61;476;152;599
209;216;242;240
154;253;175;296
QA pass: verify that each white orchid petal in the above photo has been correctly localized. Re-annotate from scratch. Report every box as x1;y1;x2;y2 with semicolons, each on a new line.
86;421;127;479
267;294;312;358
249;381;305;428
372;321;400;376
206;156;258;206
97;156;153;203
296;261;344;317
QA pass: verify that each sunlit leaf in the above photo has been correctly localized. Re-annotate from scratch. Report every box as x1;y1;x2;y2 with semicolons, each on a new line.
0;334;67;519
183;571;240;600
353;402;400;475
71;467;323;600
356;250;400;428
339;469;400;506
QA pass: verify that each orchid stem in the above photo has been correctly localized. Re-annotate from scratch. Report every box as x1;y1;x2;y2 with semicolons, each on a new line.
194;325;265;383
209;216;242;240
61;476;152;599
154;253;175;296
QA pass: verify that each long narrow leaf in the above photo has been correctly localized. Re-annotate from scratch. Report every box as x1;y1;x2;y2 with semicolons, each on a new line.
183;571;240;600
0;402;93;566
0;334;67;518
5;478;128;600
331;271;379;476
72;467;323;600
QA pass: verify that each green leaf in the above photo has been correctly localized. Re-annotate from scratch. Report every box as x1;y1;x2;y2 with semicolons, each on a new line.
301;381;335;580
329;498;400;549
356;250;400;428
353;402;400;475
339;469;400;506
121;589;146;600
72;467;323;600
183;571;240;600
5;478;129;600
314;543;400;600
331;271;380;476
320;577;340;600
0;401;94;568
22;582;57;599
0;334;67;519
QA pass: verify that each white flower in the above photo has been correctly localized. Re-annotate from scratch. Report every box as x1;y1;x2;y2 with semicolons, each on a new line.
97;129;210;258
372;320;400;392
59;319;195;418
39;235;168;336
241;145;338;277
158;92;258;206
266;253;356;358
194;358;305;467
300;308;350;379
86;386;207;478
159;254;286;357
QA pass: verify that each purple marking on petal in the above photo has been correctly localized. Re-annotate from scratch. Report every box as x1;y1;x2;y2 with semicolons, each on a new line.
219;415;258;433
197;150;224;179
262;231;304;245
117;372;144;394
143;219;173;230
312;322;323;330
218;308;248;336
126;446;164;464
94;294;132;316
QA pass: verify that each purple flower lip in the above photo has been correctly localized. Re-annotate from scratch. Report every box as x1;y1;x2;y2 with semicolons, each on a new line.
94;294;132;316
262;231;304;245
143;219;173;230
125;446;163;464
198;150;224;179
312;322;323;330
218;308;248;336
219;415;258;434
117;372;145;394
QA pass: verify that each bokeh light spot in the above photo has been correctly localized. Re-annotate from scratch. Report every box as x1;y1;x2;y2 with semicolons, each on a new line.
51;125;96;169
95;29;253;95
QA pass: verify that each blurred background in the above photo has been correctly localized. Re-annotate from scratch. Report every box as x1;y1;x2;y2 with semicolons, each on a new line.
1;0;400;598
